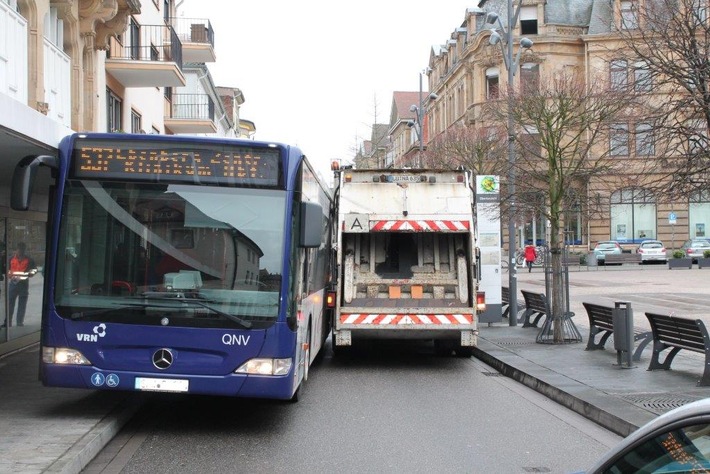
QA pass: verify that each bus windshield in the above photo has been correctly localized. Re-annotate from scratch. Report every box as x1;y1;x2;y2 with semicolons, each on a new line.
55;180;286;329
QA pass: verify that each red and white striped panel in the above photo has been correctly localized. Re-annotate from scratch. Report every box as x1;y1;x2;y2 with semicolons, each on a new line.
340;313;474;325
370;220;470;232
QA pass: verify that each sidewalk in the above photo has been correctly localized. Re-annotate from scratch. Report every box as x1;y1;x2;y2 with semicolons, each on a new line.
1;266;708;472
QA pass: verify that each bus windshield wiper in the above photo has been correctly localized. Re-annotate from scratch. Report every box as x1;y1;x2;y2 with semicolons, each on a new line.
70;302;153;320
138;294;252;329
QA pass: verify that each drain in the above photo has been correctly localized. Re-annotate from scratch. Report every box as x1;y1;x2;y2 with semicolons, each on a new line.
489;338;535;346
622;394;703;412
522;467;551;473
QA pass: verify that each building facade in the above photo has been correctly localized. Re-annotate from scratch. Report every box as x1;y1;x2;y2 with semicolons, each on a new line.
384;0;709;254
0;0;249;354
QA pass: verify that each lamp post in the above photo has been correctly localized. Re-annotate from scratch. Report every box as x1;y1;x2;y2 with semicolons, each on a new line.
410;68;437;168
481;2;533;327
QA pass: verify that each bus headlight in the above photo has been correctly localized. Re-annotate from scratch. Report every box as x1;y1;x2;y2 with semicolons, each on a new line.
42;347;91;365
235;358;292;376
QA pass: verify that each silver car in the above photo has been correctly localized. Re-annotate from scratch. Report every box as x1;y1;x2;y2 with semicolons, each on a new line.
636;239;667;263
681;239;710;262
586;398;710;473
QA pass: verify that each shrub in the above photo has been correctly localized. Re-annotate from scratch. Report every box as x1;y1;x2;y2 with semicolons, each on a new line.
704;250;710;259
673;250;686;259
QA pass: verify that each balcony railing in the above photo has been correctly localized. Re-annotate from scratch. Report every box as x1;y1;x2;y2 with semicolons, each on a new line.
169;93;215;121
107;24;183;70
43;37;71;127
1;1;28;103
171;17;214;48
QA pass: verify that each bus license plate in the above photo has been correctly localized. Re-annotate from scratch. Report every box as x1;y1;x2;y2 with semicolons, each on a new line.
134;377;189;393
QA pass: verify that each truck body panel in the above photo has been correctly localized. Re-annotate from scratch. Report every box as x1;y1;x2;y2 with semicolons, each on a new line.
331;168;483;353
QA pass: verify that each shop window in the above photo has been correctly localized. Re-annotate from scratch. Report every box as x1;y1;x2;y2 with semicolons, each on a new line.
611;188;656;243
689;190;710;239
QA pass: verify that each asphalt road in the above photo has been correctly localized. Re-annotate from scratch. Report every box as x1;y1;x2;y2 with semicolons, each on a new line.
84;341;621;474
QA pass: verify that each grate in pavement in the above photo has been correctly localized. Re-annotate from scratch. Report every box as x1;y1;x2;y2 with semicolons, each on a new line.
489;338;536;346
621;393;704;412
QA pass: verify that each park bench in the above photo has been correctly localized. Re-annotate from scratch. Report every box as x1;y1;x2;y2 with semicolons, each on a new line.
501;286;525;320
562;254;581;266
582;302;652;361
645;312;710;386
519;290;549;328
603;253;642;265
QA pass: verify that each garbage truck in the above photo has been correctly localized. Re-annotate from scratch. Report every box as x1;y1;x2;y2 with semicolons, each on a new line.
328;166;485;356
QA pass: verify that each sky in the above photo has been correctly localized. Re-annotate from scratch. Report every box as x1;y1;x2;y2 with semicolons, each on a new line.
177;0;475;178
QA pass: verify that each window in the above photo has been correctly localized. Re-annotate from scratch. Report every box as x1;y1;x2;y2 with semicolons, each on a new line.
611;188;656;242
520;6;538;34
129;18;140;60
486;68;499;99
690;190;710;238
44;7;64;50
164;0;171;24
131;110;142;134
694;0;708;23
610;123;629;156
620;1;638;29
106;89;122;132
610;59;628;90
520;63;540;94
635;123;655;156
634;61;652;91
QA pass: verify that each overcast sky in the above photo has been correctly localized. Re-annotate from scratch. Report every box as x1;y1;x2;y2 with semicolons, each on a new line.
178;1;474;178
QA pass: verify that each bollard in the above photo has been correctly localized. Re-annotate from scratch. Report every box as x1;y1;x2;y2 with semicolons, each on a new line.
612;301;634;368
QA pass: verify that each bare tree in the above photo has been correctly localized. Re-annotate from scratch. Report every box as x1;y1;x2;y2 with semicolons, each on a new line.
486;70;635;342
422;123;507;175
611;0;710;197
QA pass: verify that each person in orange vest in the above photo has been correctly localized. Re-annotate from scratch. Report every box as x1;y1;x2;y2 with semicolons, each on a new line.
3;242;37;328
524;244;537;273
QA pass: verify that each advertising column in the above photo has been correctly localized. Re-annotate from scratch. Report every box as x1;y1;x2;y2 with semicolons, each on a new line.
476;176;502;323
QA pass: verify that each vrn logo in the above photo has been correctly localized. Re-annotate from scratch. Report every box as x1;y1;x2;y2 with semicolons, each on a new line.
77;323;107;343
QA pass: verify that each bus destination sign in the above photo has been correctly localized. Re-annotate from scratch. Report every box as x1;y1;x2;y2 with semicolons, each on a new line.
71;139;281;186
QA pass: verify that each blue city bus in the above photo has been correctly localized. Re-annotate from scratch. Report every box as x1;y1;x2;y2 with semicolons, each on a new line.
11;132;333;401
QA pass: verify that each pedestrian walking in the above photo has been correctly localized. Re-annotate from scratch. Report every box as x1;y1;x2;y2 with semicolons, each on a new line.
3;242;37;327
524;244;537;273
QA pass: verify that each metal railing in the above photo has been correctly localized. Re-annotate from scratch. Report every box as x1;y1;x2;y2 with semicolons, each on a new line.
107;24;182;70
169;93;215;121
170;17;214;48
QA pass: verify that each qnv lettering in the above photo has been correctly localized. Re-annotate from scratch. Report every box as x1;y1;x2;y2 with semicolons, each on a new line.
222;334;251;346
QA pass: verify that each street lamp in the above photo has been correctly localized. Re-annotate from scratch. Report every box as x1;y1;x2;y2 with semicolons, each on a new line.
481;0;533;327
410;68;438;168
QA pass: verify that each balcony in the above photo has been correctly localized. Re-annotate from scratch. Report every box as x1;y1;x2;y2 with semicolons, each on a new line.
171;17;216;63
164;93;217;134
1;1;28;103
106;25;186;87
43;37;71;128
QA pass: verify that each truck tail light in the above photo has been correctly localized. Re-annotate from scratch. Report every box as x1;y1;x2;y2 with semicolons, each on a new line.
476;292;486;312
326;291;336;308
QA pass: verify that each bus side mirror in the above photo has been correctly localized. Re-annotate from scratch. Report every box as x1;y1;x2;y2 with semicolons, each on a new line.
300;202;323;248
11;155;58;211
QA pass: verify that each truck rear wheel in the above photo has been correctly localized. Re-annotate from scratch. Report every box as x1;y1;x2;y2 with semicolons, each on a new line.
434;340;455;356
454;346;473;357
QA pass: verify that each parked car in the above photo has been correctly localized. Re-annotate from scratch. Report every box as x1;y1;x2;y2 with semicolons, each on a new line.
585;398;710;473
680;238;710;262
635;239;667;264
593;241;622;264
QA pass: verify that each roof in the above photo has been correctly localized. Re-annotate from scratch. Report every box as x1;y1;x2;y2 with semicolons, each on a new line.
390;91;420;124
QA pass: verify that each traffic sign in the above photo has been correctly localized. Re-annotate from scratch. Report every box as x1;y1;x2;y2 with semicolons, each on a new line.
669;212;677;225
